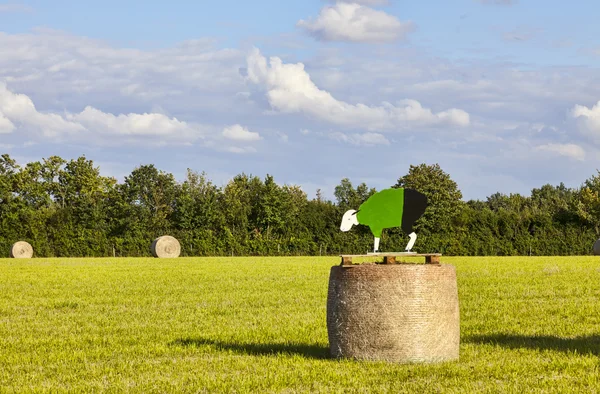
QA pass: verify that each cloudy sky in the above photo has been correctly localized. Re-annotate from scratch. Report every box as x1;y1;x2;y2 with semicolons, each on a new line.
1;0;599;201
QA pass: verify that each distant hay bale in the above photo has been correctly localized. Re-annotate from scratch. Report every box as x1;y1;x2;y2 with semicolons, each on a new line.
594;239;600;255
326;264;460;363
10;241;33;258
151;236;181;258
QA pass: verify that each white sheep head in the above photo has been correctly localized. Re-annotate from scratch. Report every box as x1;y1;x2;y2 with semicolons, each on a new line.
340;209;359;232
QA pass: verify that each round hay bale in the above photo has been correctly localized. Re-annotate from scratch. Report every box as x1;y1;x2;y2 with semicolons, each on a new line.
326;264;460;363
10;241;33;258
151;236;181;258
594;239;600;255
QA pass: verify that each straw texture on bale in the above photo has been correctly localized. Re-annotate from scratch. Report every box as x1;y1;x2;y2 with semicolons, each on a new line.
327;264;460;363
10;241;33;258
594;239;600;255
151;236;181;258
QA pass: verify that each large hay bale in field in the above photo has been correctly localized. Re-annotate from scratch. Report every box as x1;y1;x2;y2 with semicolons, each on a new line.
326;264;459;363
594;239;600;255
151;236;181;258
10;241;33;258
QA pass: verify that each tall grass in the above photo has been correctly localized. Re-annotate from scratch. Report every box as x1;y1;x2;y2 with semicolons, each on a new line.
1;256;600;392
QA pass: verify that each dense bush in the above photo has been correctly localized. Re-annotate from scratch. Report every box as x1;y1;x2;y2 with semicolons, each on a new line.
0;154;597;256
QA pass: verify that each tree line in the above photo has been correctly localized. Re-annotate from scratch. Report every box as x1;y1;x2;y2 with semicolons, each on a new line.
0;154;598;257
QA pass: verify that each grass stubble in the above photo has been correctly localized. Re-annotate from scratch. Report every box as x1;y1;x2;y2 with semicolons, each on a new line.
1;256;600;392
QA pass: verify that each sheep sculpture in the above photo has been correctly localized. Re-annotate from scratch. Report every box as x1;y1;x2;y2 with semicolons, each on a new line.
340;187;428;253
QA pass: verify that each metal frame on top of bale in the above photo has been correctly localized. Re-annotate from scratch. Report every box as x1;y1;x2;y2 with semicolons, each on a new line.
327;253;460;364
340;252;442;266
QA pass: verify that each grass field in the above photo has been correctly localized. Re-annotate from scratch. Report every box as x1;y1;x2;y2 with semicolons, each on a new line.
2;256;600;392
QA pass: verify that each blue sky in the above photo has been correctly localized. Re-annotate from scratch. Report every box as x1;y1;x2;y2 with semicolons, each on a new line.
5;0;597;66
0;0;599;201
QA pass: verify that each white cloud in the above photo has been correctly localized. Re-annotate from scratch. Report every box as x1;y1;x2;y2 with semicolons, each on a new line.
534;143;585;161
0;29;597;200
68;106;197;137
0;82;84;137
0;29;245;107
570;101;600;138
0;81;205;144
300;128;311;135
0;3;33;13
0;113;15;133
530;123;545;133
330;131;390;146
277;131;289;142
297;3;413;43
225;146;257;154
246;48;469;131
222;124;262;141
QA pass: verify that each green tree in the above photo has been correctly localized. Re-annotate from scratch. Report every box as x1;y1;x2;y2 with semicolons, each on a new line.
395;163;463;233
173;169;226;255
222;173;264;253
113;164;177;255
394;163;464;252
333;178;376;212
256;175;285;239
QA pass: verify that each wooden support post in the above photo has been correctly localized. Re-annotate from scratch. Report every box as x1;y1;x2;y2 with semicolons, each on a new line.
341;256;353;266
341;253;441;266
425;255;440;264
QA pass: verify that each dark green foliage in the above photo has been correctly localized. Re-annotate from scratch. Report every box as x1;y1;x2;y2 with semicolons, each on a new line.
0;154;598;256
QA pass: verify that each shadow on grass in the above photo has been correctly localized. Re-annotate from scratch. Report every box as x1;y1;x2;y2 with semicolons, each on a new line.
171;338;330;359
467;333;600;356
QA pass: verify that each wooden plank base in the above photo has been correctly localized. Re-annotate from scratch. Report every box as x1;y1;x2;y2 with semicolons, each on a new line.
340;252;442;266
426;255;440;264
383;256;396;264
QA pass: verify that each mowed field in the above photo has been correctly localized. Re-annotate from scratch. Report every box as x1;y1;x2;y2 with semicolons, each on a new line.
2;256;600;393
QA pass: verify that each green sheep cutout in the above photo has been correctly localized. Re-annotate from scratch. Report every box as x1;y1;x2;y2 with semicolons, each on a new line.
340;188;428;253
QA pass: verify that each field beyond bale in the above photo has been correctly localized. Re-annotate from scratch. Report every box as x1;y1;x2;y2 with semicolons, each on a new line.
2;257;600;392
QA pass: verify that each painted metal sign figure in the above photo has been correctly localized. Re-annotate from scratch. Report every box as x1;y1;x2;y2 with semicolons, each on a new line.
340;188;428;253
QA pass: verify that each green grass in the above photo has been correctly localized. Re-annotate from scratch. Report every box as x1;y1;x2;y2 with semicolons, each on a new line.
2;256;600;392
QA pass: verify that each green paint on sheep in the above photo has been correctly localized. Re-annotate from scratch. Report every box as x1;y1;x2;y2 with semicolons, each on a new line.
356;188;404;238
